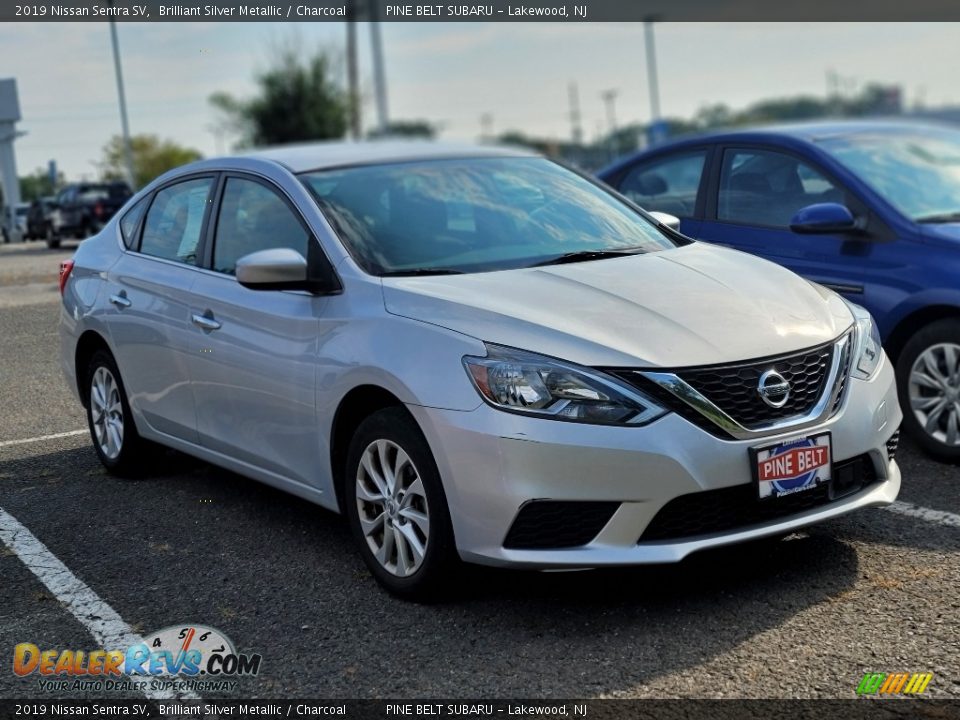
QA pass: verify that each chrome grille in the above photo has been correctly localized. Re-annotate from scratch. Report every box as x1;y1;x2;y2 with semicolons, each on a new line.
613;332;853;440
831;339;853;415
674;344;832;428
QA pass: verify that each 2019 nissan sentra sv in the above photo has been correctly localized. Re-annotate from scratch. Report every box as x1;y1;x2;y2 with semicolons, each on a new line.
59;143;901;598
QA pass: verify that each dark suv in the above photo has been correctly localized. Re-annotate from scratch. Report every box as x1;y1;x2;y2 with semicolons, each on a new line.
48;182;132;248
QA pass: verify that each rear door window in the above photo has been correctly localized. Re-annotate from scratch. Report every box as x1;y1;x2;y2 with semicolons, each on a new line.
139;177;214;265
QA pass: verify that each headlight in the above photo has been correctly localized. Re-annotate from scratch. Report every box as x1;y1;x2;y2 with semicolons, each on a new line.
463;344;667;426
848;302;883;379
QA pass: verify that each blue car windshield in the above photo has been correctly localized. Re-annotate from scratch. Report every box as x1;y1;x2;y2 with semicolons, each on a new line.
299;157;678;275
818;128;960;222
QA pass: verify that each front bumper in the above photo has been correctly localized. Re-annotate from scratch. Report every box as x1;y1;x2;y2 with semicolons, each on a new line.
408;354;901;568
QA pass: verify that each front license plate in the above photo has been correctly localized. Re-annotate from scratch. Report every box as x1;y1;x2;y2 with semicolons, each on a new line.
751;432;832;500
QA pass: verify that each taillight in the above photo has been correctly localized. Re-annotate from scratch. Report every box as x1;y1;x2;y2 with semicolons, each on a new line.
93;202;104;217
59;259;74;296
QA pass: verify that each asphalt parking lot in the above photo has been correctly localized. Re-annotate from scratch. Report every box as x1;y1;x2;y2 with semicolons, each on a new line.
0;240;958;701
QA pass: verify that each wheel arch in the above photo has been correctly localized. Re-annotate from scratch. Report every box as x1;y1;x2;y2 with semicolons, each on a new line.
329;384;411;514
74;330;113;408
885;304;960;362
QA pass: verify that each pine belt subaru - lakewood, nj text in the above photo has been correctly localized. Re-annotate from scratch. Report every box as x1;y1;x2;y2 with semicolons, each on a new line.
59;142;901;598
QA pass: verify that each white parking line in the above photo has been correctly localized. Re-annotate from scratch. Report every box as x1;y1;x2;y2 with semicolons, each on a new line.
0;429;87;449
886;500;960;528
0;506;200;703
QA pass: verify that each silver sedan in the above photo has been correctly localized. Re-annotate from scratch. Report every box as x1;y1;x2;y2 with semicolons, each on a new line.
59;142;901;598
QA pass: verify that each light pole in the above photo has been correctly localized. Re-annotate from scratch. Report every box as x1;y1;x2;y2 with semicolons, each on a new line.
643;18;661;123
368;0;390;135
601;89;618;160
345;14;361;138
644;17;667;146
108;1;135;189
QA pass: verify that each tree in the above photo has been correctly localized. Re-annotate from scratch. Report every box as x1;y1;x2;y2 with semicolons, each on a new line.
210;48;348;148
18;168;64;202
100;135;202;189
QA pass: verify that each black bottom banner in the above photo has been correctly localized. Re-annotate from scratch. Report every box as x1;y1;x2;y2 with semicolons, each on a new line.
1;699;958;720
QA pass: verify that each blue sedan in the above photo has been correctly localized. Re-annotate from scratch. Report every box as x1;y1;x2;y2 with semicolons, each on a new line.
598;121;960;462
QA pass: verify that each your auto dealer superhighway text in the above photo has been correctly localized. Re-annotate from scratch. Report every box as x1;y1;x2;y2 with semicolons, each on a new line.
388;706;574;716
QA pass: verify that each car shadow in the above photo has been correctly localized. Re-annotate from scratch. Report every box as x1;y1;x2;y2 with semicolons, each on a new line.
1;444;864;698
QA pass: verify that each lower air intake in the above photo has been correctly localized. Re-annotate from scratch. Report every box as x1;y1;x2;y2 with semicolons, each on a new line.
503;501;620;550
639;454;878;542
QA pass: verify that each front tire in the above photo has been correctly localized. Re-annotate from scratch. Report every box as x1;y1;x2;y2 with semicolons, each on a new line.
85;350;150;476
896;318;960;463
344;407;460;600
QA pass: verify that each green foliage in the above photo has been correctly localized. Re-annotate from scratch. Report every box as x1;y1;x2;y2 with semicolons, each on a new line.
210;49;348;148
100;134;202;189
18;168;63;202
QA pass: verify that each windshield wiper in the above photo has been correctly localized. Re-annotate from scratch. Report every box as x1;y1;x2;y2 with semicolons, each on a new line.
530;248;646;267
917;211;960;223
380;268;465;277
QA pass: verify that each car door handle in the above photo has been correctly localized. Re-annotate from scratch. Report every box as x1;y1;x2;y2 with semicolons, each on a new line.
108;293;131;308
191;313;222;331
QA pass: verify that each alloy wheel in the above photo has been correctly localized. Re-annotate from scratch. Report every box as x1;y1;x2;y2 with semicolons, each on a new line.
355;438;431;577
91;366;124;460
908;342;960;446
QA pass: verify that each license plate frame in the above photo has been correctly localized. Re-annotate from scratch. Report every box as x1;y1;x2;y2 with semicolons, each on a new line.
750;431;832;501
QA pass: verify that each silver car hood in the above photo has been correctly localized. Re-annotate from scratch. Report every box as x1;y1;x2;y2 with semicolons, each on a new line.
381;243;854;368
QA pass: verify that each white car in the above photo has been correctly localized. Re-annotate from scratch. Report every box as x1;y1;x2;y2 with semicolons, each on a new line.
59;142;901;598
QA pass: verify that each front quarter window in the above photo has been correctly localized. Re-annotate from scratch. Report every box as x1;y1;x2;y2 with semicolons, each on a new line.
299;157;678;276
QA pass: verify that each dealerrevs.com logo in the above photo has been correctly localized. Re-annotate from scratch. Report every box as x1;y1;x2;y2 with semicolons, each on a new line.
13;624;262;693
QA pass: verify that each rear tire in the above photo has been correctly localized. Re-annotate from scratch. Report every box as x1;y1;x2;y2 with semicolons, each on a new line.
896;318;960;463
85;350;151;476
344;407;460;601
45;225;60;249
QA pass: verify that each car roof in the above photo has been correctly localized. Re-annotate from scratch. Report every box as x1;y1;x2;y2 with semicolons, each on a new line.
651;119;954;148
235;140;539;173
597;119;956;177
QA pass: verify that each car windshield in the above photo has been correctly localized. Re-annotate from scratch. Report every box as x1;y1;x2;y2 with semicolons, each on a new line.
818;128;960;222
299;157;678;275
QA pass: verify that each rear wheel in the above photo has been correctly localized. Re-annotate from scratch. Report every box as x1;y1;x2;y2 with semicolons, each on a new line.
85;350;150;476
45;225;60;249
344;407;460;600
896;318;960;463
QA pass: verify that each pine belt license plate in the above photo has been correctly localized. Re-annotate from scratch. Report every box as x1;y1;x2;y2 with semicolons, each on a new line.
751;432;832;500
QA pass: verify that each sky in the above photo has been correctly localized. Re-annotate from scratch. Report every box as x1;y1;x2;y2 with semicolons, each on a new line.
1;21;959;181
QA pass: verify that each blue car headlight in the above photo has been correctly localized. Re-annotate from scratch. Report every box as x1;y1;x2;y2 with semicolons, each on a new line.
463;344;667;426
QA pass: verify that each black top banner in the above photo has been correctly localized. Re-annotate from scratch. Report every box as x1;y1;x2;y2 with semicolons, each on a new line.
5;0;960;22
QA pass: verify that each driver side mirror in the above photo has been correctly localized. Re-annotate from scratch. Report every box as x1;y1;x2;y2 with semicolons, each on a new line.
790;203;860;235
236;247;340;294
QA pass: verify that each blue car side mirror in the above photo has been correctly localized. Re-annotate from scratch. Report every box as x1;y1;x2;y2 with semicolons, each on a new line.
790;203;859;235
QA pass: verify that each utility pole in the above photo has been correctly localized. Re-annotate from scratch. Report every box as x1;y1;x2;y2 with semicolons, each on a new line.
568;82;583;146
601;89;618;160
368;0;390;135
480;113;494;142
345;14;361;138
107;0;135;189
643;18;661;123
